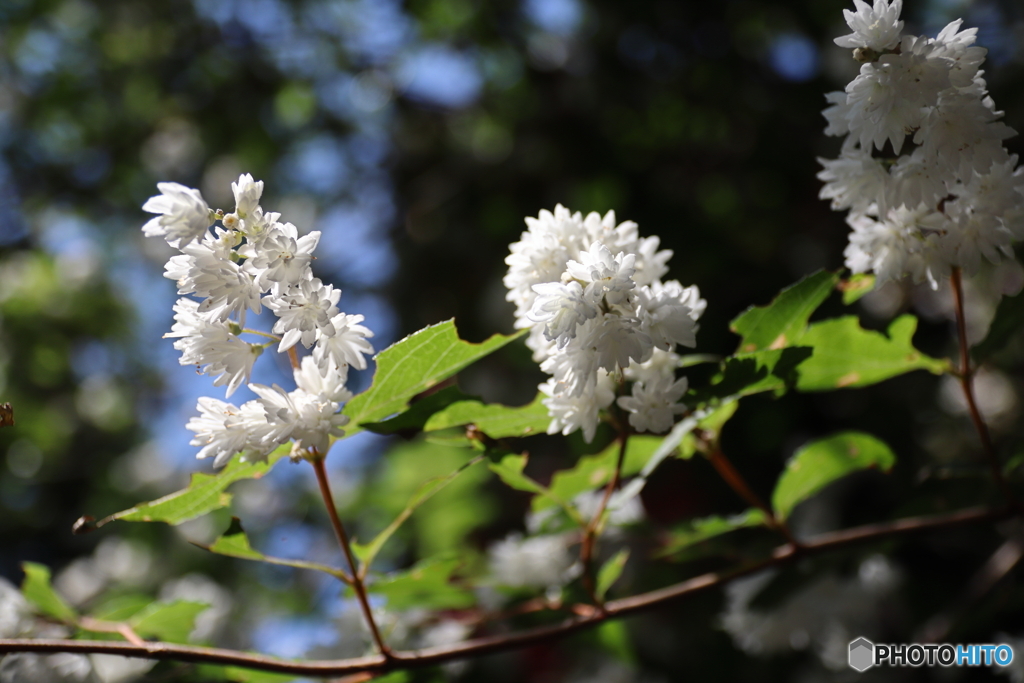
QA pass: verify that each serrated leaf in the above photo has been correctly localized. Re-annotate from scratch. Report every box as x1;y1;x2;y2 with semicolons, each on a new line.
730;270;839;353
794;315;949;391
21;562;76;622
423;393;551;438
196;518;347;579
130;600;209;644
772;431;896;520
536;436;663;513
352;455;484;570
366;557;474;611
840;273;876;304
596;549;629;600
343;320;525;435
658;509;768;558
91;448;287;528
972;287;1024;362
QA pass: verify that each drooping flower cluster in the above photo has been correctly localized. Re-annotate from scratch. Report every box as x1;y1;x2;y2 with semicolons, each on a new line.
819;0;1024;286
505;205;705;441
142;176;374;467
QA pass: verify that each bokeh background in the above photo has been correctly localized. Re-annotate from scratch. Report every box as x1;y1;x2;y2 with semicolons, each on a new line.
2;0;1024;680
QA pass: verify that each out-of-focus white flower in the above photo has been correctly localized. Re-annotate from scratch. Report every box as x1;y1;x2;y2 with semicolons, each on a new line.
0;578;31;638
141;182;214;248
487;533;578;589
540;372;615;443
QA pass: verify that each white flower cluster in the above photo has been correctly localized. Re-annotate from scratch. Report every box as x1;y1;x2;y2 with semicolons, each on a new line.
505;205;705;441
141;176;374;467
486;532;579;590
819;0;1024;286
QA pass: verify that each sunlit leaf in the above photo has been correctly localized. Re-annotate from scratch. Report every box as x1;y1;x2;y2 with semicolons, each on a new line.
21;562;76;622
840;273;876;304
972;287;1024;362
366;557;474;610
361;385;476;436
130;600;209;644
658;509;768;558
423;393;551;438
196;518;348;580
794;315;949;391
772;431;896;520
730;270;839;353
343;320;525;435
596;548;629;600
90;448;288;528
87;594;152;622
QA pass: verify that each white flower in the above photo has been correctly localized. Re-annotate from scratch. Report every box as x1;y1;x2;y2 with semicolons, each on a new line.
141;182;214;248
539;372;615;443
294;355;352;404
589;313;653;372
186;397;272;467
487;533;578;589
844;207;936;285
231;173;264;219
167;309;263;396
624;347;681;384
817;146;890;212
528;280;597;346
264;277;341;351
287;388;349;454
244;223;320;288
565;241;637;307
164;229;261;324
639;280;704;350
616;375;688;434
834;0;903;51
312;313;375;375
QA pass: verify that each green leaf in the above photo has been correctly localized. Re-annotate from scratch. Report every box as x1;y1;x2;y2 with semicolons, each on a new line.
367;557;474;611
595;549;629;600
658;509;768;558
491;454;584;525
693;347;813;402
21;562;76;622
343;320;525;434
423;393;551;438
130;600;209;644
536;436;663;513
87;594;153;622
596;620;636;664
794;315;949;391
352;455;484;570
972;287;1024;362
730;270;839;353
196;518;348;580
772;431;897;520
197;666;297;683
91;447;288;528
361;385;476;436
840;273;876;304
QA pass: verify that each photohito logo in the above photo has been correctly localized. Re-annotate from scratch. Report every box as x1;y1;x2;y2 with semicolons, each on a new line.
848;637;1014;671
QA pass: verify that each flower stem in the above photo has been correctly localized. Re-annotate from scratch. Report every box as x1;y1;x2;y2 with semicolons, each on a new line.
242;328;281;341
579;427;629;606
707;446;799;547
950;268;1012;502
287;346;300;371
310;455;392;658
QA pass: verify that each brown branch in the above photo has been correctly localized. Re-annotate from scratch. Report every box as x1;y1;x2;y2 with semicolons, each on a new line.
311;455;392;659
950;268;1013;503
579;427;629;605
1;504;1014;678
707;446;799;546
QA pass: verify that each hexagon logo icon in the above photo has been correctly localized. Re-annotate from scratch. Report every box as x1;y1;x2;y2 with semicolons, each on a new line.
848;637;875;672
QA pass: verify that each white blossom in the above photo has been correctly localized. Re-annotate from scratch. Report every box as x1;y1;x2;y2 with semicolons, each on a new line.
834;0;903;51
616;375;688;434
231;172;264;219
539;372;615;443
487;533;578;590
186;397;272;468
312;313;375;375
264;277;341;351
141;182;214;248
243;223;320;288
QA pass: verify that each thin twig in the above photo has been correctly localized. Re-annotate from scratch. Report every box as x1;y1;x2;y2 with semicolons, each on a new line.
311;456;393;659
579;428;629;605
950;268;1013;503
287;346;301;371
1;505;1014;677
707;446;799;547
